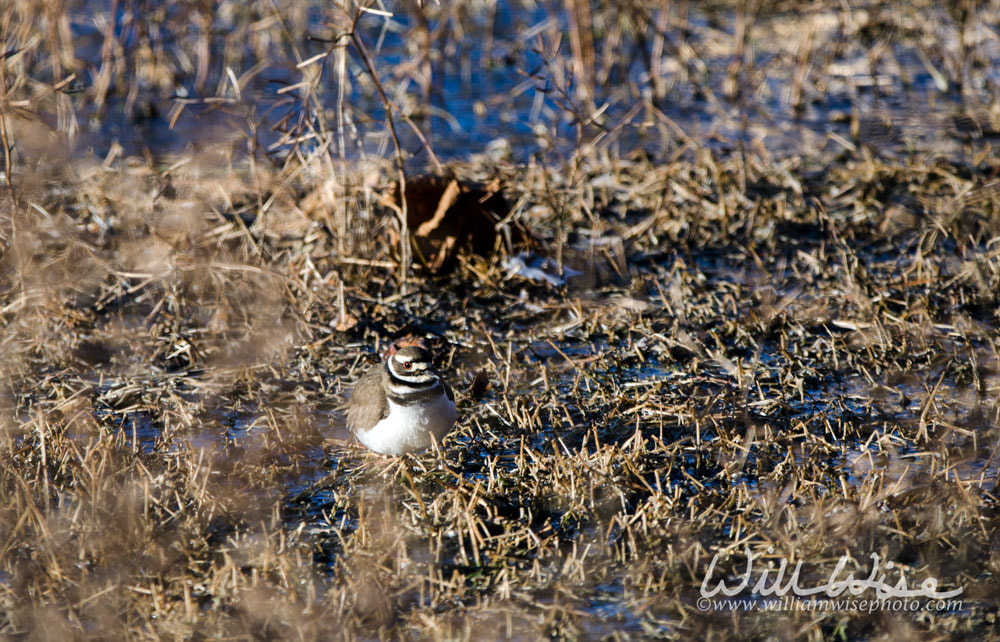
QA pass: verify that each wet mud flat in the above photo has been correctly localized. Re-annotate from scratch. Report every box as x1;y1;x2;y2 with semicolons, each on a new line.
1;147;997;639
1;0;1000;639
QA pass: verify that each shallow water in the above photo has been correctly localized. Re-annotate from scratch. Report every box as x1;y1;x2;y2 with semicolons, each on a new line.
56;2;999;165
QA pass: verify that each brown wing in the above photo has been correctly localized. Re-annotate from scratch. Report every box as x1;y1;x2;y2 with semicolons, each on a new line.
442;379;454;402
344;368;388;433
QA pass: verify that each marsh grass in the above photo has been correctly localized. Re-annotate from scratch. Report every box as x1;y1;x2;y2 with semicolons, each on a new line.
1;0;999;640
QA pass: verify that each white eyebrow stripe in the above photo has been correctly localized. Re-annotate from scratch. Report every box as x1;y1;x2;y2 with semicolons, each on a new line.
388;355;432;378
386;357;437;382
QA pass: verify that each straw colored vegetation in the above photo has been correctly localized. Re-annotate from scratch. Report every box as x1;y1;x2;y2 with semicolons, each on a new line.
1;0;999;640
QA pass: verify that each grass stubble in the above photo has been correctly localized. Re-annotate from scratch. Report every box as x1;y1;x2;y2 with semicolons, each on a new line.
0;0;999;640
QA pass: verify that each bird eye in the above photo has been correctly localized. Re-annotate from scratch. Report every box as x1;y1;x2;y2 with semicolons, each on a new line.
403;361;412;369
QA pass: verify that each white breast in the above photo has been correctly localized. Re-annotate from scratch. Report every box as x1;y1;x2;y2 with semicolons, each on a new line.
354;392;457;456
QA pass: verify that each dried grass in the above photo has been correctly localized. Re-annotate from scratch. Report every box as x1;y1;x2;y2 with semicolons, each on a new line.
0;0;999;640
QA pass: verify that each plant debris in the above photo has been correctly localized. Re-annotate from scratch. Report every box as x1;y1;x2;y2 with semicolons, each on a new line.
0;0;998;639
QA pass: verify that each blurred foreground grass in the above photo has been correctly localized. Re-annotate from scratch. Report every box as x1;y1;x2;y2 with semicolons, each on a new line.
1;0;999;639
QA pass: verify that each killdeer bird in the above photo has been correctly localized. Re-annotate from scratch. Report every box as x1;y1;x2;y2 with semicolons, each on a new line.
344;345;457;455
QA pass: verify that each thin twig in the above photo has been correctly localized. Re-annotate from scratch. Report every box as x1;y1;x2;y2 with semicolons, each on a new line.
349;5;411;287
